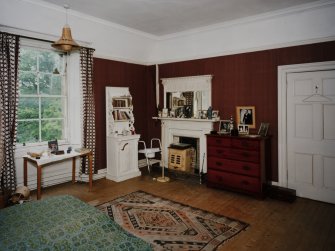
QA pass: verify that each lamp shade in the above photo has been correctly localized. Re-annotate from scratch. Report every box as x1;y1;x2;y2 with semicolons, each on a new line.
52;24;80;52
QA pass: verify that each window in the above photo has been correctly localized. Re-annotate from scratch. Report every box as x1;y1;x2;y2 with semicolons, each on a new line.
17;45;67;144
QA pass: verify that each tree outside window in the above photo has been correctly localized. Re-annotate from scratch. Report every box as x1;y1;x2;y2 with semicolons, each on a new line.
17;46;67;144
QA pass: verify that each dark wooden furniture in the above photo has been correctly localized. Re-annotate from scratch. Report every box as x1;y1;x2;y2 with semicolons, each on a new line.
206;134;270;198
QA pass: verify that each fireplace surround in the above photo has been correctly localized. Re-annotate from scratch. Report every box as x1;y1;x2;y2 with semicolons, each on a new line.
154;74;218;174
155;117;218;174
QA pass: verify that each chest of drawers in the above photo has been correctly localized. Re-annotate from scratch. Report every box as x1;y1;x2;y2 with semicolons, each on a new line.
206;134;270;198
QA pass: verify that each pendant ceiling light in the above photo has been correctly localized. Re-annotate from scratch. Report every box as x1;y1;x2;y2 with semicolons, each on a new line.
52;4;80;52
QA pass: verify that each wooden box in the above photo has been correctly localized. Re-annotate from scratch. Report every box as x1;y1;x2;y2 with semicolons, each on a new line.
168;148;195;172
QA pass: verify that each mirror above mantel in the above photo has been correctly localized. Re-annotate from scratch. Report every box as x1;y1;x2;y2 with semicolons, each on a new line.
162;75;212;119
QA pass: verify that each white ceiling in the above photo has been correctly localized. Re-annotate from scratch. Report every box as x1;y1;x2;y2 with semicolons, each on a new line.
41;0;318;36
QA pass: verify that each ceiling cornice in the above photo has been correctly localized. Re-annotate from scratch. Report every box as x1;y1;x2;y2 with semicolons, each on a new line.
146;36;335;65
24;0;335;41
158;0;335;40
14;0;335;65
22;0;158;40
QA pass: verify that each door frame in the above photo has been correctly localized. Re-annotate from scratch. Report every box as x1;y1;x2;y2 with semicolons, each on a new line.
277;60;335;188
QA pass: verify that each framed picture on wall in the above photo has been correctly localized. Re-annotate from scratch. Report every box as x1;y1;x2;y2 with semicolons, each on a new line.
236;106;256;128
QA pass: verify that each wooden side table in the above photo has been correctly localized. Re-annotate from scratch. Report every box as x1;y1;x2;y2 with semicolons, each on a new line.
23;150;93;200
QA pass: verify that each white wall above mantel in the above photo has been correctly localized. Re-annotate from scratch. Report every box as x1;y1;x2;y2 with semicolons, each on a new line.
1;0;334;65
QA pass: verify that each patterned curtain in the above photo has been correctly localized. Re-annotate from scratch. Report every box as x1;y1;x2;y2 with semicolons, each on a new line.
80;47;96;174
0;32;20;192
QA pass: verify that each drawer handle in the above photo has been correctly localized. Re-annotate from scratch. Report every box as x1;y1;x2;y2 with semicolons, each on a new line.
216;150;223;154
241;180;249;185
216;162;222;166
242;165;250;170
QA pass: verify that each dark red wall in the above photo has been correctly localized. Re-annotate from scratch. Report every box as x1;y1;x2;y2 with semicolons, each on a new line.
147;41;335;181
93;58;147;170
93;41;335;181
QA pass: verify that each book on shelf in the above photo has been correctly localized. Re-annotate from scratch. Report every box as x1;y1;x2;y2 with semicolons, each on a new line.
113;110;130;121
113;110;118;120
112;98;127;108
119;111;129;120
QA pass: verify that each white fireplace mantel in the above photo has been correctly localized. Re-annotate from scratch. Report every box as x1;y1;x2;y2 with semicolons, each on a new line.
154;117;219;174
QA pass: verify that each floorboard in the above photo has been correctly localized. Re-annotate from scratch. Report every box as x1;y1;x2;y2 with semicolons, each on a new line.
30;169;335;251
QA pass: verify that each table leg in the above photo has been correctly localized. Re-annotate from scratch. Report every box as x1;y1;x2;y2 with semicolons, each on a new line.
23;158;27;186
88;153;93;192
37;165;42;200
72;157;76;184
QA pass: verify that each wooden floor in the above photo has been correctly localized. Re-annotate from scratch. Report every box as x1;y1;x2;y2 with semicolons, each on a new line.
35;169;335;251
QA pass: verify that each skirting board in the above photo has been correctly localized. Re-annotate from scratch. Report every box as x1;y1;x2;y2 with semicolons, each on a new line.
106;170;141;182
266;185;296;203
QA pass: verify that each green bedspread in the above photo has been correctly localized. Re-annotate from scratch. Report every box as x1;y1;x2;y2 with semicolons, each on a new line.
0;195;152;251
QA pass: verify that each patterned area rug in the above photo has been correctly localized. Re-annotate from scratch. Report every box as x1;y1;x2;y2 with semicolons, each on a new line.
97;191;248;251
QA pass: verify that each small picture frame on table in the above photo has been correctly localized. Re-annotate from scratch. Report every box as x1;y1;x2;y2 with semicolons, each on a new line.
48;139;58;153
238;124;249;135
258;123;269;137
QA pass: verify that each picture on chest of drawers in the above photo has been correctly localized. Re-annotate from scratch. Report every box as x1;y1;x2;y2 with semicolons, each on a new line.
238;124;249;135
219;120;231;134
258;123;269;137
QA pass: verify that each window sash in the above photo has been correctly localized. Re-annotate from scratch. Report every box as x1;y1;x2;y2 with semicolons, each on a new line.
17;42;68;145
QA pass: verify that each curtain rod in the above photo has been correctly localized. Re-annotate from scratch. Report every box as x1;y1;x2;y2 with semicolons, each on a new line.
1;31;94;51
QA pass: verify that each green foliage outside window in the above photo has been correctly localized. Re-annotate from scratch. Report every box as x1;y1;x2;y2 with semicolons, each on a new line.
17;46;66;144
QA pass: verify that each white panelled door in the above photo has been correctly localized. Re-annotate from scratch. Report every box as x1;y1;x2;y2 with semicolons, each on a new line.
287;70;335;203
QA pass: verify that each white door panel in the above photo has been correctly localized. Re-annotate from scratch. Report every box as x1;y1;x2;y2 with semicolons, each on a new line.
294;104;313;138
324;157;335;190
287;70;335;204
324;104;335;139
294;153;313;184
323;76;335;95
